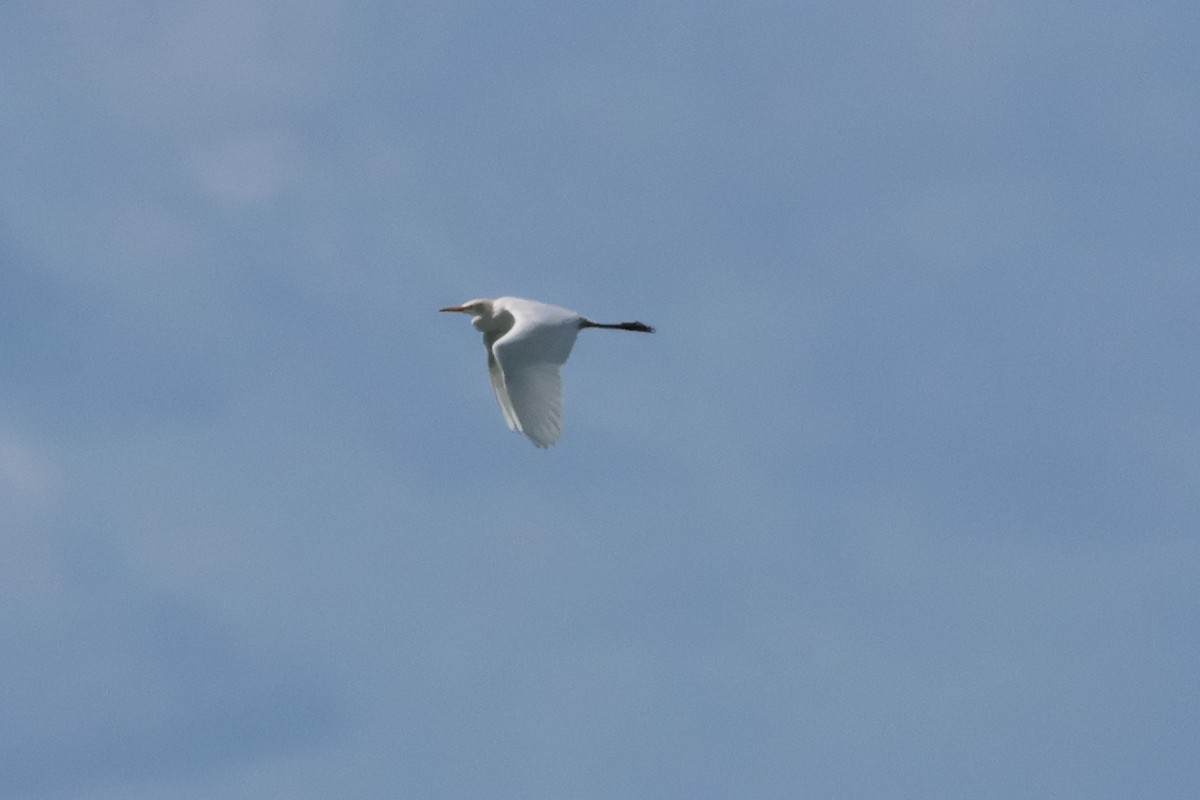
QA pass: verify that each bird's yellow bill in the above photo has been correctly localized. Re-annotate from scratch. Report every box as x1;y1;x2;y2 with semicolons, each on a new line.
439;305;468;312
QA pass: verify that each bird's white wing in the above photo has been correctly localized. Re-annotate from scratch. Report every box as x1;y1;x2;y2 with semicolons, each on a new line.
500;360;563;447
491;311;579;448
483;330;520;433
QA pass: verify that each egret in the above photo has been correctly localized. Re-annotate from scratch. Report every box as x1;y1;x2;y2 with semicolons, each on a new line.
440;296;654;447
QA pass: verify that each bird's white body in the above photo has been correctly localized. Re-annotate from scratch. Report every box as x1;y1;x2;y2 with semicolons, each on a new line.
440;296;653;447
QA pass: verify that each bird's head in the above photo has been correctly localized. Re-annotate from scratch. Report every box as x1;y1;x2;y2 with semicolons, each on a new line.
439;299;498;332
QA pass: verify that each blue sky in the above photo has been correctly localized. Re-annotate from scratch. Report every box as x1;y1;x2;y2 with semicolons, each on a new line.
2;1;1198;798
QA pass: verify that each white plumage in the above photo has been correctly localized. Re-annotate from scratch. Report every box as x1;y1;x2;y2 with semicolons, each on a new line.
440;296;654;447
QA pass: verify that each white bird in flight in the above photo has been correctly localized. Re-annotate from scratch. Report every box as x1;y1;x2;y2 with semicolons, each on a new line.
440;296;654;448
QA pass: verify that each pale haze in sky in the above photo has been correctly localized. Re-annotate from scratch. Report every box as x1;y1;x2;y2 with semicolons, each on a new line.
2;2;1198;798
